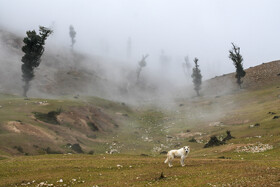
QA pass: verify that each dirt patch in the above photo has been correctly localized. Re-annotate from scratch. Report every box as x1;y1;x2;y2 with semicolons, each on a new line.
57;106;118;133
176;132;202;138
4;121;55;140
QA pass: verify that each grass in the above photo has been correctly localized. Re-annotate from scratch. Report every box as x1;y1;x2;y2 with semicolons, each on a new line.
0;154;279;187
0;84;279;185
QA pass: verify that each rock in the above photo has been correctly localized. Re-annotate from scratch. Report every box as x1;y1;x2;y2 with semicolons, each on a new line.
116;164;123;168
57;179;63;183
268;112;276;115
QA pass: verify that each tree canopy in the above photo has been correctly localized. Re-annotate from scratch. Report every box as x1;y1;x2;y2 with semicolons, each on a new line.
21;26;52;97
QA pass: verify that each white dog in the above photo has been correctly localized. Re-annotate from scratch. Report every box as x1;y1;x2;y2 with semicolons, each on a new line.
164;146;190;167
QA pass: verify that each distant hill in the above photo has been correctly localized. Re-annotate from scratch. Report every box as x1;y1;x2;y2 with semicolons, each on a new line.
203;60;280;95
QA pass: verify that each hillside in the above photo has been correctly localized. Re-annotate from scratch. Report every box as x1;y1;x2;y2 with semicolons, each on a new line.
0;82;279;186
203;60;280;95
0;29;280;186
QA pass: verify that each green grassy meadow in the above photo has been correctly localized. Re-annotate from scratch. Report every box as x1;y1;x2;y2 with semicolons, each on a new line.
0;84;279;186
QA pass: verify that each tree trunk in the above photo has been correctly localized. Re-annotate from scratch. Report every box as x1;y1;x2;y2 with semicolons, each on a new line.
23;81;30;98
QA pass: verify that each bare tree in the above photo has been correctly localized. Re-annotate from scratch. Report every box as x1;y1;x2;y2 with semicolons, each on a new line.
182;56;191;78
69;25;76;49
136;54;148;82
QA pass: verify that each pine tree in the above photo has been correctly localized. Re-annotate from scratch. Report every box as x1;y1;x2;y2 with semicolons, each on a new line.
69;25;76;49
21;26;52;97
191;58;202;96
229;43;246;88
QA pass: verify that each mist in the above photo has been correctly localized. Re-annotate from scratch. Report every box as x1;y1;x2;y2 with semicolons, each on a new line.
0;0;280;103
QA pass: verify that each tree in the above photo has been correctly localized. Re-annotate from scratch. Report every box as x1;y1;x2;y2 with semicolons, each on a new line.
191;58;202;96
69;25;76;49
182;56;191;78
21;26;53;97
229;43;246;88
136;54;148;82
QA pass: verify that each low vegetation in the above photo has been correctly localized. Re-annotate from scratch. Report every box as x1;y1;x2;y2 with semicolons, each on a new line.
33;107;62;124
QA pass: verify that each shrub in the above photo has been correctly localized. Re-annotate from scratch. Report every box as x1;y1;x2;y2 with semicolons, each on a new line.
204;136;225;148
71;144;84;153
33;107;62;124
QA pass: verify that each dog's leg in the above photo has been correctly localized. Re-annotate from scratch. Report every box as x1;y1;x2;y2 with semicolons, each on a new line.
168;155;173;167
164;157;168;164
180;156;185;167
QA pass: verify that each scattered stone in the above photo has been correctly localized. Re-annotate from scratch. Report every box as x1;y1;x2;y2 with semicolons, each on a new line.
268;112;276;115
236;143;273;153
254;123;260;127
186;129;191;132
179;104;184;107
57;179;63;183
108;149;119;154
273;116;279;119
116;164;123;168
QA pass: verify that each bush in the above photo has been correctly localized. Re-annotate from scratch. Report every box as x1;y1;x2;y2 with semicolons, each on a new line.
87;122;99;131
189;137;197;143
204;136;225;148
222;131;235;142
88;150;94;155
44;147;62;154
71;144;84;153
14;146;24;153
33;107;62;124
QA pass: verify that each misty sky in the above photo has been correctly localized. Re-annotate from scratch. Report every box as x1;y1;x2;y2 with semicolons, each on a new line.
1;0;280;79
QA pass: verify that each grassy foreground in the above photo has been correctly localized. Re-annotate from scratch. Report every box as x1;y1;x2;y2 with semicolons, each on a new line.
0;154;279;187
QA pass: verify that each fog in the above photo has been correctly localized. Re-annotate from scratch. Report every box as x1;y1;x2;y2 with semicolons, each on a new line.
0;0;280;102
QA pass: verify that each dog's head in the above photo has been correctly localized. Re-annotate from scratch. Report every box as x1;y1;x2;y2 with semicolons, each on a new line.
183;146;190;154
